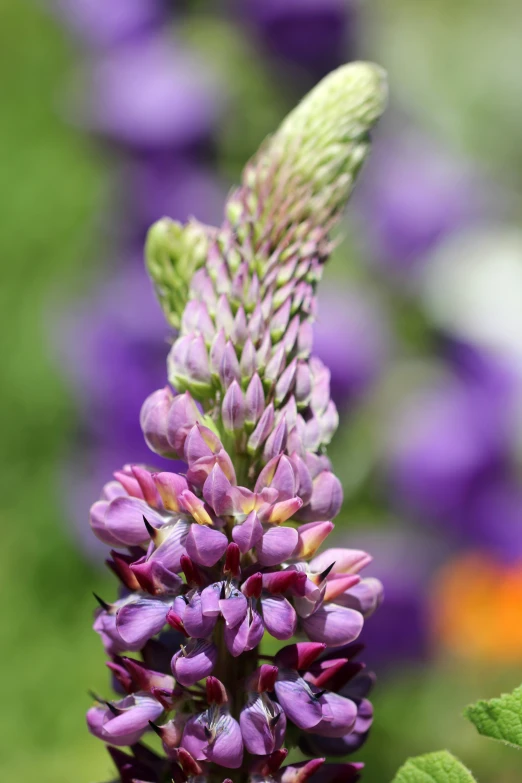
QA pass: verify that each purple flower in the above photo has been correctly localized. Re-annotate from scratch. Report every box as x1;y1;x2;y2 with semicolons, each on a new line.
355;128;487;276
386;341;515;532
79;34;224;150
182;688;244;769
244;0;358;80
171;639;218;686
240;693;286;755
87;692;164;746
80;62;387;780
314;286;389;407
51;0;165;49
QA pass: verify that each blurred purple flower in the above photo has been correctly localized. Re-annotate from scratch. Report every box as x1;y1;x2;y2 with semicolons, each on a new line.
314;286;389;407
78;34;224;151
355;129;486;275
57;262;170;445
351;528;448;668
122;155;225;237
51;0;166;49
386;340;519;541
244;0;357;80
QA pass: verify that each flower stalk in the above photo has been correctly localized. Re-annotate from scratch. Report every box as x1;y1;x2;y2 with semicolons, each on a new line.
87;61;387;783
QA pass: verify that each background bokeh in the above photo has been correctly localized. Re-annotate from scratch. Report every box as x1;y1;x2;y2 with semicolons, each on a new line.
2;0;522;781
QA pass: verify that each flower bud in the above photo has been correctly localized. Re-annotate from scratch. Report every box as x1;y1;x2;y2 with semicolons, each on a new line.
222;380;246;433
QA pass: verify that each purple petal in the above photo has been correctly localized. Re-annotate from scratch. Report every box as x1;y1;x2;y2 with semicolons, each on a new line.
296;471;343;523
274;670;323;730
86;705;144;747
334;577;384;617
312;692;358;738
181;714;208;760
219;591;248;628
302;605;363;647
203;465;235;516
261;595;297;640
208;713;243;768
310;548;372;576
166;393;202;456
185;524;228;567
182;711;243;768
224;607;264;657
240;695;286;755
183;592;218;638
116;598;168;647
93;607;129;655
232;511;263;553
140;386;177;457
201;582;222;616
105;496;164;545
130;559;183;595
90;500;124;547
171;639;217;686
103;694;163;738
256;527;299;567
149;519;190;572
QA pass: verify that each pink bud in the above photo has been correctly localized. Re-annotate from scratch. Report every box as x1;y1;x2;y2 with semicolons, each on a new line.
245;373;265;426
294;520;334;559
224;543;241;578
206;676;228;705
247;403;275;453
222;380;246;433
140;387;177;457
220;341;241;387
242;572;263;599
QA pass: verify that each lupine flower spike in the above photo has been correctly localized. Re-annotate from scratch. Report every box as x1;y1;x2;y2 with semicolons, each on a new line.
88;62;387;783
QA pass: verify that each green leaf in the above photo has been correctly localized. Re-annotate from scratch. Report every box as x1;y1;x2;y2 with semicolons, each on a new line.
391;750;476;783
465;683;522;749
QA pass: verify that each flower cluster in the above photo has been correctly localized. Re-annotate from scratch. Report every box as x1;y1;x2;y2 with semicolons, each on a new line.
86;62;387;782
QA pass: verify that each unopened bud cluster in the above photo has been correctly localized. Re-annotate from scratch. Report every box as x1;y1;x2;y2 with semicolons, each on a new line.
87;62;387;783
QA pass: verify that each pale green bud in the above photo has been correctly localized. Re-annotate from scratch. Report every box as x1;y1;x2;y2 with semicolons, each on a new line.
145;218;213;329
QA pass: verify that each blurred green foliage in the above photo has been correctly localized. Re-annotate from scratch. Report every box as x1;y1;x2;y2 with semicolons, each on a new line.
0;1;112;779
